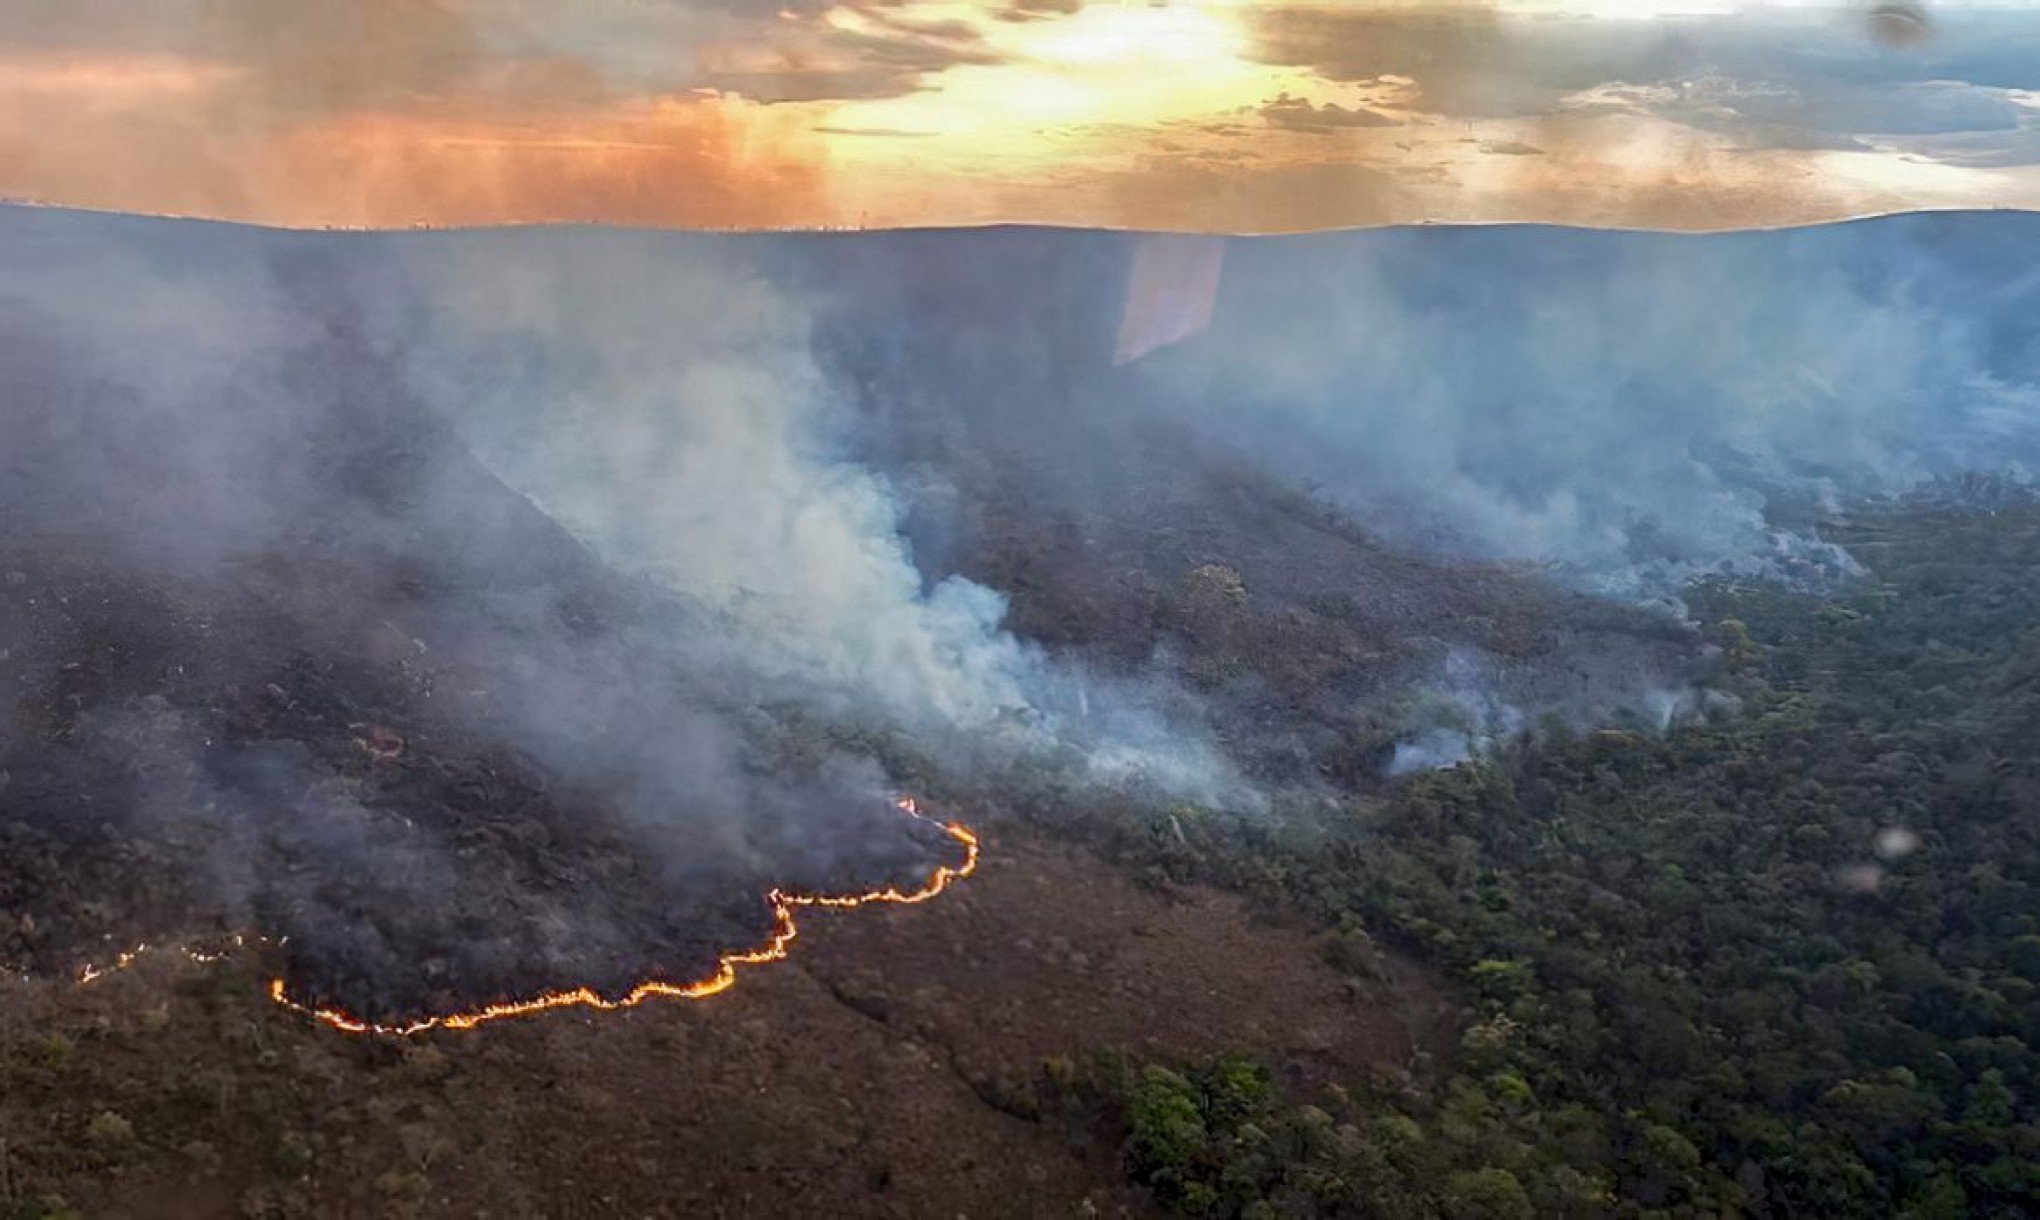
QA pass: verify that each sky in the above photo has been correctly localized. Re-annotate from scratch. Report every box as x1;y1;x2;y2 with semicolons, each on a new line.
3;1;2040;231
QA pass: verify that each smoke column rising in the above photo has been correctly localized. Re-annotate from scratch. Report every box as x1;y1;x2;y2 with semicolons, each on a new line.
381;227;1251;803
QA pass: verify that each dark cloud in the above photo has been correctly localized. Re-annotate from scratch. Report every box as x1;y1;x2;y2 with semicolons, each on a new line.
812;125;941;138
998;0;1082;20
1261;93;1400;133
1866;2;1934;49
1574;74;2024;160
692;6;1006;103
1248;7;1694;121
1246;5;2040;139
204;0;482;117
829;13;999;74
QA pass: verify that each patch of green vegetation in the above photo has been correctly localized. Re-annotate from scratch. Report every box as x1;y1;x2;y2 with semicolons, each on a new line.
1048;499;2040;1217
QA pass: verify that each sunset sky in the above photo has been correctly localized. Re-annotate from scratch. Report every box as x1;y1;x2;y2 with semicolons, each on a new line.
4;1;2040;231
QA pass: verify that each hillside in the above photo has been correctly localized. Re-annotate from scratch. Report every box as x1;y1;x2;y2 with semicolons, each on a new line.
0;205;2037;1216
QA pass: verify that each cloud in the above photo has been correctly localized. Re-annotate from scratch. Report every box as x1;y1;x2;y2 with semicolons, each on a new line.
1867;3;1934;48
693;6;1006;104
1000;0;1083;19
1261;93;1401;132
1570;73;2027;152
0;39;832;227
811;125;942;138
5;1;2040;230
1248;5;1559;120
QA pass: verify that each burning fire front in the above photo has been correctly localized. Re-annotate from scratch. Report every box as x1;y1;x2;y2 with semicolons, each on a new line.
73;799;979;1037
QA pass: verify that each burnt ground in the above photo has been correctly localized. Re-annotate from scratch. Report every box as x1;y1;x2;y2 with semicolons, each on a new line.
0;274;973;1027
0;499;1461;1215
0;442;1486;1217
0;822;1454;1219
0;531;953;1029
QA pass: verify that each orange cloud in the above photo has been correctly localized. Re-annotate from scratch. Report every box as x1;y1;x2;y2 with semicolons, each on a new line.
3;1;2039;232
0;39;829;228
264;100;829;229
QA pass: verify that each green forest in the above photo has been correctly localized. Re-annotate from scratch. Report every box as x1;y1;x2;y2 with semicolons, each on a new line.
1038;493;2040;1218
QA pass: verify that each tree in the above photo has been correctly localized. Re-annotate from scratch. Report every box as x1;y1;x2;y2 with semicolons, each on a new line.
1440;1168;1535;1220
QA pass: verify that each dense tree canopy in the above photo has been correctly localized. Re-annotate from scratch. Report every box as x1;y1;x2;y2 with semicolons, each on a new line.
1043;493;2040;1217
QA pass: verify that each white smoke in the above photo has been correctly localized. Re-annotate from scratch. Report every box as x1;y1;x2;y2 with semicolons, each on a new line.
1386;649;1527;776
385;229;1250;804
1130;222;2040;605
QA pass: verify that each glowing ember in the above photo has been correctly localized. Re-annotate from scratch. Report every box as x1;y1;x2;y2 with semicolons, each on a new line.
71;799;978;1037
75;934;252;985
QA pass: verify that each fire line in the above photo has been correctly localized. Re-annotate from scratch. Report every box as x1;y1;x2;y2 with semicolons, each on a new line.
78;799;979;1037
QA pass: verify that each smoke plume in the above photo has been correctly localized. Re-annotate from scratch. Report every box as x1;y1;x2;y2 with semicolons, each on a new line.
7;204;2037;1006
0;206;1245;1016
1128;217;2040;604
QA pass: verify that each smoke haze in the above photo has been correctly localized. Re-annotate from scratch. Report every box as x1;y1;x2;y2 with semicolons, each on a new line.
4;204;2037;1012
1127;219;2040;604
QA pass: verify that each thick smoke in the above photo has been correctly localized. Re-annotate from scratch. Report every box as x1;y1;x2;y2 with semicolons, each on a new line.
379;227;1246;801
0;209;1243;801
0;206;1245;1014
761;218;2040;775
7;205;2037;999
1129;217;2040;605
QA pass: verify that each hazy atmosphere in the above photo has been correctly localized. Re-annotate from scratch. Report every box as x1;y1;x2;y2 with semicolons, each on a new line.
7;201;2037;1011
5;5;2040;1217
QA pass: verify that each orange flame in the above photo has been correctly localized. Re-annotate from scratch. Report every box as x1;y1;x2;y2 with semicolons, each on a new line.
265;798;979;1036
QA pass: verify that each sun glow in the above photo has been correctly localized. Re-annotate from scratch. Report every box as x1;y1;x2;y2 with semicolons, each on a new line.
1012;3;1244;69
821;2;1288;147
